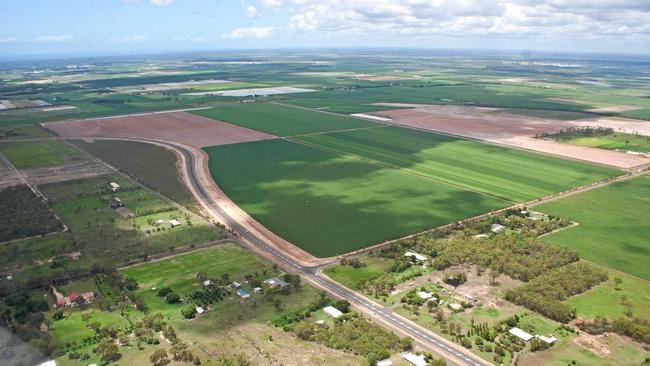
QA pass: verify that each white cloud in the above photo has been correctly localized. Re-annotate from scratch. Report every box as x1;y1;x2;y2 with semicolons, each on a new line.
278;0;650;42
261;0;283;8
110;34;147;43
150;0;174;6
0;37;18;43
36;34;74;42
246;5;259;18
225;27;275;39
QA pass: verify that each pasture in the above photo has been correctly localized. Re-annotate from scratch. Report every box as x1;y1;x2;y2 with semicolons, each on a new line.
192;102;377;136
0;140;86;169
536;175;650;280
561;132;650;153
296;126;620;202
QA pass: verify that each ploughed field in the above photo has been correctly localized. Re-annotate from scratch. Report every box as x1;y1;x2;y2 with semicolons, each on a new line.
201;106;620;257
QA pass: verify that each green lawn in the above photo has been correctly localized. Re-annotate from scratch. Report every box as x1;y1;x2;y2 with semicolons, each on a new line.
49;309;131;349
323;257;395;289
560;132;650;153
204;139;509;257
0;140;86;169
121;243;270;315
565;266;650;321
295;126;620;202
536;176;650;280
192;102;378;136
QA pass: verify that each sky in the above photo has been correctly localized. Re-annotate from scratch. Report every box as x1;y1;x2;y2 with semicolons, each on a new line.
1;0;649;58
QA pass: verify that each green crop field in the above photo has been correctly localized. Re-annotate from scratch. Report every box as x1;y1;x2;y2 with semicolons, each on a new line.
536;176;650;280
559;132;650;153
192;102;377;136
73;139;197;210
0;140;86;169
295;126;620;202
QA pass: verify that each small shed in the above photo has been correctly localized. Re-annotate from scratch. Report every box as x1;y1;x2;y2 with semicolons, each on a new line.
253;287;263;294
169;219;181;228
536;334;557;344
203;280;213;286
195;306;205;314
237;288;250;299
232;281;242;288
417;291;434;300
264;277;289;288
109;182;120;192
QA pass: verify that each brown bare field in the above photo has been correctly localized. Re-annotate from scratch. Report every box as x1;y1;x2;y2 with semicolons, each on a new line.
371;104;649;169
42;111;276;148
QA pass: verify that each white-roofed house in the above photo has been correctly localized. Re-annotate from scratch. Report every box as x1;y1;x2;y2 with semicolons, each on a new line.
169;219;182;228
417;291;434;300
491;223;506;233
323;305;343;319
509;327;534;342
404;251;428;262
402;352;427;366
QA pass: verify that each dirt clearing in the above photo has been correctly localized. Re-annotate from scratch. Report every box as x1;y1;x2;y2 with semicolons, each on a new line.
42;111;276;148
371;104;649;169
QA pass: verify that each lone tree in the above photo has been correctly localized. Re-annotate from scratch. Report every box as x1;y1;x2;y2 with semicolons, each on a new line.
95;339;121;363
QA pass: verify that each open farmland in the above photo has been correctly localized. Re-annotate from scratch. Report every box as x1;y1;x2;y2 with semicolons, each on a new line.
192;102;377;136
204;126;617;257
0;140;87;169
43;111;275;148
536;175;650;280
295;126;620;202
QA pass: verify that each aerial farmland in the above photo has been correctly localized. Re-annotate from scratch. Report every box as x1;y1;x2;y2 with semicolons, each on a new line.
0;48;649;366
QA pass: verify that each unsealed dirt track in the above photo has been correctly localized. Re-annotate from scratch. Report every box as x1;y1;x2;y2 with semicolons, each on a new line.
42;111;276;148
372;104;649;169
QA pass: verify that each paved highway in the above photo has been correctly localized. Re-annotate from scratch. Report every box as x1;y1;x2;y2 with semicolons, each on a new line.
165;140;491;366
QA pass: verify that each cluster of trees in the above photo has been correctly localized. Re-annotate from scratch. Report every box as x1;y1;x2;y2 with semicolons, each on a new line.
291;313;413;365
157;287;181;304
340;256;365;268
186;286;226;309
576;316;650;345
272;293;349;327
419;231;579;282
443;271;467;287
505;263;607;323
0;185;63;242
0;292;55;355
538;126;615;140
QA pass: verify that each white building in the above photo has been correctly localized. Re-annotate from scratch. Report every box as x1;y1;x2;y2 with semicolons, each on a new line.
402;352;427;366
323;306;344;319
203;280;213;286
536;334;558;344
491;223;506;233
253;287;263;294
195;306;205;314
109;182;120;192
376;359;393;366
404;251;428;262
449;303;463;311
509;327;534;342
417;291;434;300
169;219;181;227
